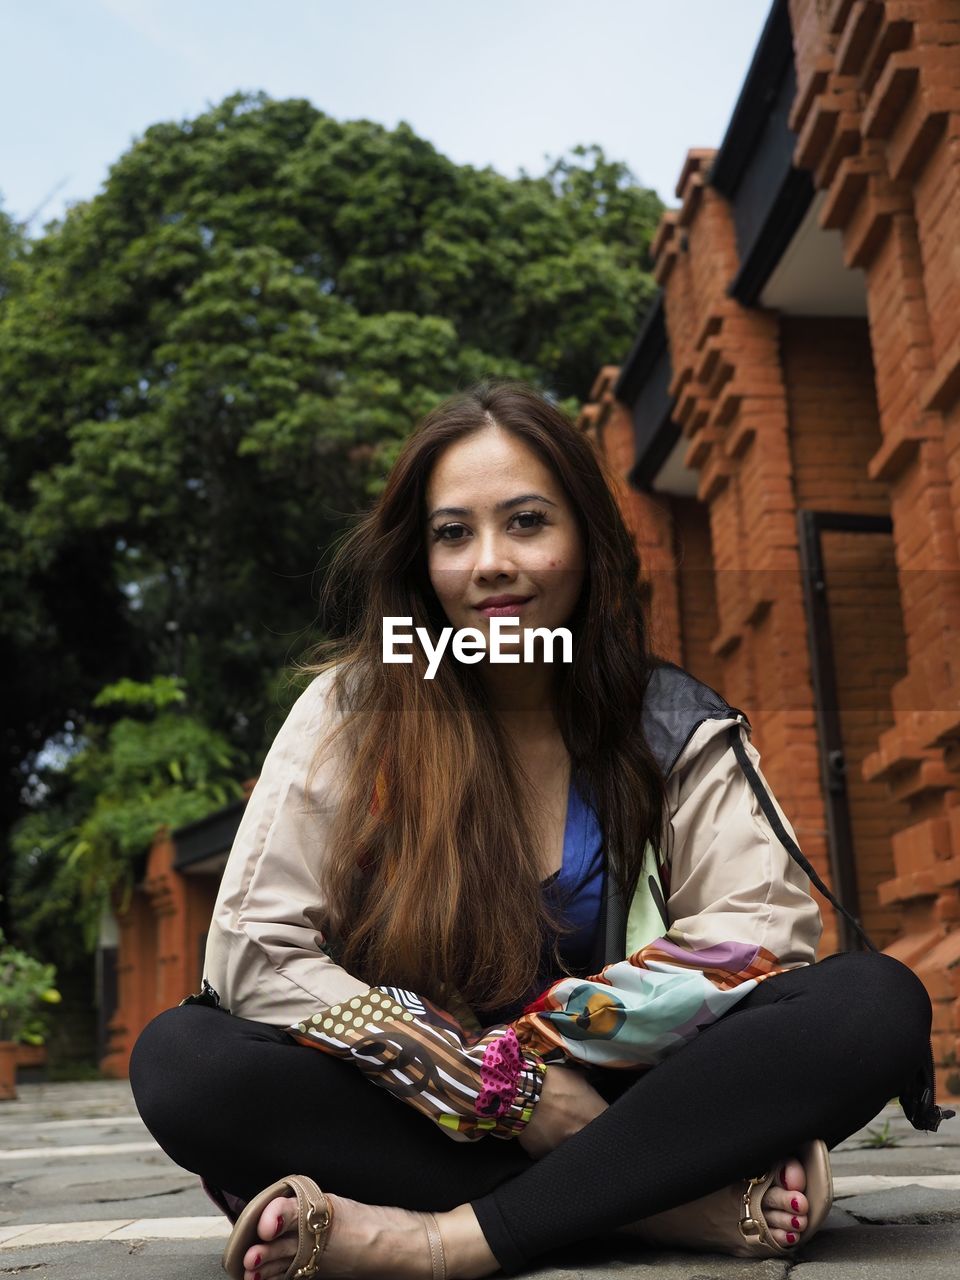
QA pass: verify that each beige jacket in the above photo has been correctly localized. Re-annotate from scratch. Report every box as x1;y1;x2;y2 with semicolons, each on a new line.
203;666;822;1025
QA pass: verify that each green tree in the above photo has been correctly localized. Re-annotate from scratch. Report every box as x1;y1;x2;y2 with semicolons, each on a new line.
1;94;662;946
0;929;61;1044
10;677;242;966
0;201;24;299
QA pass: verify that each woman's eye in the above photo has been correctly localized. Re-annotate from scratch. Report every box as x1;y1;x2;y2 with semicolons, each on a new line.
430;510;547;542
511;510;548;532
431;523;469;543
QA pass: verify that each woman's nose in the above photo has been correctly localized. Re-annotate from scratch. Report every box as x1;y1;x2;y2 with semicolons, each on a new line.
471;530;518;581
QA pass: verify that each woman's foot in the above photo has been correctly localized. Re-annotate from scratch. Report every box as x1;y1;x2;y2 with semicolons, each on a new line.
237;1159;811;1276
759;1154;809;1249
240;1192;498;1280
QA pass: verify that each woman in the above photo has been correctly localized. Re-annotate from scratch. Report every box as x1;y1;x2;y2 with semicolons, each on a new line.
130;381;943;1280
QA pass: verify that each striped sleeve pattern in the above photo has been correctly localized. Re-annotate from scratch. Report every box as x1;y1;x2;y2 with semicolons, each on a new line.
288;985;546;1142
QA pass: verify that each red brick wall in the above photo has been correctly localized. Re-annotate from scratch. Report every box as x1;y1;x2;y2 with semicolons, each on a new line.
579;0;960;1087
821;527;909;946
780;316;908;945
670;497;723;692
102;833;221;1078
787;0;960;1089
582;374;726;688
583;381;684;664
781;317;888;514
588;4;960;1052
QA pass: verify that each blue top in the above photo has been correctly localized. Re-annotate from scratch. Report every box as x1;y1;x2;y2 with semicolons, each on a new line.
476;777;606;1027
540;779;605;970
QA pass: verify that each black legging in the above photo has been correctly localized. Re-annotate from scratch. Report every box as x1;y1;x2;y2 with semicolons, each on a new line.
130;951;931;1275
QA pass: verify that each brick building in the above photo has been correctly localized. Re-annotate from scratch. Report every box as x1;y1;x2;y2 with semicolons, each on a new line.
98;793;250;1077
580;0;960;1093
101;0;960;1093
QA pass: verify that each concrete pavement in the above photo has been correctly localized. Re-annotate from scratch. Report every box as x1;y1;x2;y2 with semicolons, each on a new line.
1;1080;959;1277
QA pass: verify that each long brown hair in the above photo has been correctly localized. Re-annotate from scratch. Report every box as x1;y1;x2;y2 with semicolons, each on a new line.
302;379;666;1011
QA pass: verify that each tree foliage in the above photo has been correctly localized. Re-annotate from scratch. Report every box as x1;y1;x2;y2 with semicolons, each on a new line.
10;678;242;963
0;94;662;953
0;929;61;1044
0;202;25;300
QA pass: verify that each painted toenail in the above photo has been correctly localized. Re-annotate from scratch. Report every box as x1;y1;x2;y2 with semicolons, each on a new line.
792;1216;801;1229
792;1197;800;1212
276;1214;285;1236
786;1232;796;1244
253;1253;262;1267
780;1169;788;1189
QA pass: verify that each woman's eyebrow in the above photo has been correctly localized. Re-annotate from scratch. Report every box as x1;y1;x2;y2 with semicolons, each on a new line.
426;493;558;521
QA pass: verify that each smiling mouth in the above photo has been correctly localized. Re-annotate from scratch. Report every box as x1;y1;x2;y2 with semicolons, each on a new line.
473;597;534;617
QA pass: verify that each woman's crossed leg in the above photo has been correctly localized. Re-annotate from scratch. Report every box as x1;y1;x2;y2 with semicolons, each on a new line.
130;951;931;1277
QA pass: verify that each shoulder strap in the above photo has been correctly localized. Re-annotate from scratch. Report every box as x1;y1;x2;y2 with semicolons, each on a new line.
728;725;876;952
643;666;876;950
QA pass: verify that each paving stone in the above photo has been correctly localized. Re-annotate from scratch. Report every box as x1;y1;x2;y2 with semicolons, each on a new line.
0;1109;148;1143
838;1185;960;1225
0;1236;225;1280
1;1219;134;1248
0;1080;135;1123
107;1215;231;1240
3;1162;197;1210
0;1234;792;1280
510;1235;793;1278
790;1222;960;1278
0;1178;210;1226
831;1103;960;1159
834;1174;960;1195
822;1204;860;1228
838;1129;960;1150
828;1145;960;1177
2;1083;959;1280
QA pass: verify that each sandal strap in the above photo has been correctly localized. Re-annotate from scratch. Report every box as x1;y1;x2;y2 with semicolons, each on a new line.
739;1140;834;1256
738;1170;793;1254
283;1176;334;1280
424;1212;446;1280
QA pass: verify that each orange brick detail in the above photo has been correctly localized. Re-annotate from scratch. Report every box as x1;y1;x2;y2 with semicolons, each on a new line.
622;0;960;1077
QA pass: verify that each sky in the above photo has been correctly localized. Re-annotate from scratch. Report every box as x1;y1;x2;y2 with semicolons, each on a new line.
0;0;774;231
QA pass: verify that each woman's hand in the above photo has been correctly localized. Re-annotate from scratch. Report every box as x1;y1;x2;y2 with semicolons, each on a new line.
517;1062;609;1159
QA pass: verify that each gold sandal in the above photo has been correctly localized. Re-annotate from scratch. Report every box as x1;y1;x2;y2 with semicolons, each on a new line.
221;1174;333;1280
220;1172;447;1279
619;1138;833;1258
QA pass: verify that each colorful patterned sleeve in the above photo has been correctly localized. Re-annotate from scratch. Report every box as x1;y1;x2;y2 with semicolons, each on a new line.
287;985;547;1143
511;718;823;1072
510;933;781;1067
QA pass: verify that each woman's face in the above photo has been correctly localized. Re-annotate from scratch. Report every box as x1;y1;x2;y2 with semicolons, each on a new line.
424;424;586;649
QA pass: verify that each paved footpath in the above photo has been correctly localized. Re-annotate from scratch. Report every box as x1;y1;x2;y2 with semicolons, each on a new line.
1;1080;959;1278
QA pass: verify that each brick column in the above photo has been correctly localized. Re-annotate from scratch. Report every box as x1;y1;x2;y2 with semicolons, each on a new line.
101;829;219;1077
650;151;839;953
100;887;157;1078
789;0;960;1091
579;369;683;663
